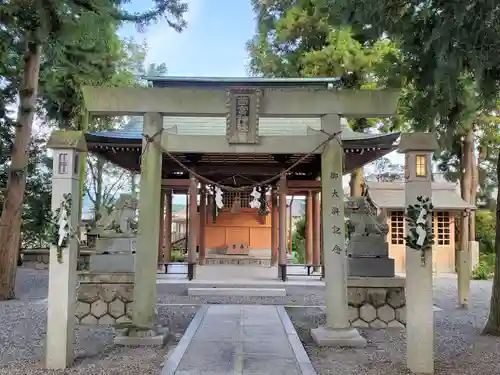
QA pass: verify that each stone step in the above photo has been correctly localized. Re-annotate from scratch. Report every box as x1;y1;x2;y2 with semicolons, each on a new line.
187;287;287;297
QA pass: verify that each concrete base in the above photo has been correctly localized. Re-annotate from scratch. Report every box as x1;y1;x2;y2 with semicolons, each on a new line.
311;326;367;348
89;254;135;273
114;326;169;346
188;287;286;297
95;236;137;253
348;257;395;277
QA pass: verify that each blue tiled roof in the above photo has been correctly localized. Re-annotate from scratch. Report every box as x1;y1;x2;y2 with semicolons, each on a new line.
88;117;142;139
87;116;400;147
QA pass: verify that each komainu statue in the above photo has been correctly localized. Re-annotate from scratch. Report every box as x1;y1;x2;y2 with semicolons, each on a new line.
345;184;389;237
345;184;395;277
95;194;138;235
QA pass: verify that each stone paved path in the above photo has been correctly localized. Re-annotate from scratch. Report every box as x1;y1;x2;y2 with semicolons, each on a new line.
162;304;314;375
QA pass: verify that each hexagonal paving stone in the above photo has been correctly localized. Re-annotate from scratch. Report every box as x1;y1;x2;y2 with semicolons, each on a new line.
347;288;367;307
348;306;360;322
377;304;396;323
351;319;369;328
126;302;134;318
80;314;98;325
98;285;120;302
108;298;125;319
388;320;405;328
395;306;406;324
117;285;134;303
98;314;116;325
359;303;377;322
387;288;406;309
90;299;108;318
116;315;132;324
78;284;99;303
75;302;91;319
366;288;387;308
369;319;388;329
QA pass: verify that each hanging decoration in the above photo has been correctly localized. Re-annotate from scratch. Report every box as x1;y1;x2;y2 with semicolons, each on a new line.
404;196;435;266
231;192;242;213
211;185;223;223
258;186;269;216
214;186;224;209
49;193;79;263
249;186;269;216
249;187;261;209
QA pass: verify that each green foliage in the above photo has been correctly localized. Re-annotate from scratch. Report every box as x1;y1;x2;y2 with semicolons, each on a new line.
476;209;496;254
291;216;306;264
248;0;405;133
472;253;496;280
171;250;185;262
404;196;435;265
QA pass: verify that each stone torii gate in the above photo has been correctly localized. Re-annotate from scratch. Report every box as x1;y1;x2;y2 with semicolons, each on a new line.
80;78;398;347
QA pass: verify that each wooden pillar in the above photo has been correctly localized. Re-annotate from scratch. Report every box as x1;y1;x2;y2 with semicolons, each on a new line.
288;196;293;254
164;190;173;262
271;187;278;265
185;191;189;254
278;173;287;280
313;191;321;269
207;191;214;223
157;190;166;265
199;183;207;265
187;176;197;280
306;190;314;264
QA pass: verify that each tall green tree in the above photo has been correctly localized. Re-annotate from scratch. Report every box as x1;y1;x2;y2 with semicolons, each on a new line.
248;0;404;196
0;0;187;300
331;0;500;332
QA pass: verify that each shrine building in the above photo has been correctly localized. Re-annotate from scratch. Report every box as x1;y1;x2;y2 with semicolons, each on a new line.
366;181;475;274
84;76;400;267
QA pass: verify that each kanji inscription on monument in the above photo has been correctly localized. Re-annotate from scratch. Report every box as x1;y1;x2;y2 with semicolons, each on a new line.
226;88;261;144
332;244;342;254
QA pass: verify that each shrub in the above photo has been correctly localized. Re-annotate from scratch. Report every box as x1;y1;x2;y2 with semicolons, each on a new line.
171;250;185;262
472;253;495;280
476;209;496;254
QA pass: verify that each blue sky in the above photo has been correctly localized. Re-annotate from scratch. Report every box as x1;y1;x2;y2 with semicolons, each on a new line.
119;0;255;76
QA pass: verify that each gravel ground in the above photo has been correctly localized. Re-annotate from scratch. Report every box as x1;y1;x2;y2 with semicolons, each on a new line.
287;278;500;375
4;268;500;374
0;269;199;375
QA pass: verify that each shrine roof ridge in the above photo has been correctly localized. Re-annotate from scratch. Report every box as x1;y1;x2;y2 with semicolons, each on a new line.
144;76;343;89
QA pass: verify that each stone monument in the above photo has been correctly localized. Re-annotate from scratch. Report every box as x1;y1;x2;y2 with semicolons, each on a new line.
88;193;138;273
45;131;86;369
398;132;439;374
345;185;395;277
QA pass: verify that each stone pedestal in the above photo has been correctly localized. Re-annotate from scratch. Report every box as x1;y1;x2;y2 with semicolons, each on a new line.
114;326;169;346
76;272;134;325
90;235;137;272
95;235;136;253
347;235;395;277
311;327;367;347
89;254;135;273
347;277;406;328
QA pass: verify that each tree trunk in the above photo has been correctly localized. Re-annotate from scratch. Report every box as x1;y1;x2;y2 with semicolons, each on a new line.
482;151;500;335
0;42;42;300
130;172;137;197
469;139;478;241
349;169;364;196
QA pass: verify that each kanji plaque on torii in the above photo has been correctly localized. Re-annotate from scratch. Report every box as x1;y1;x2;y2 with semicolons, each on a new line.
226;88;261;144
